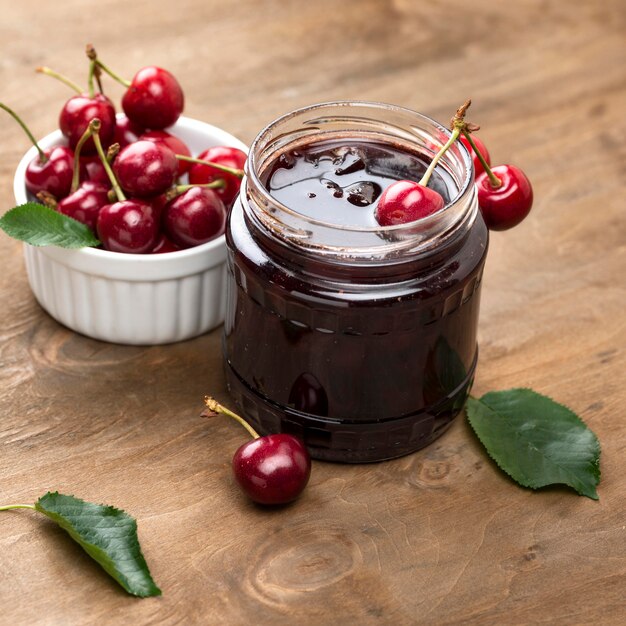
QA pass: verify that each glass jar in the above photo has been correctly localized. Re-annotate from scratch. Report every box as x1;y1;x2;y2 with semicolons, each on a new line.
223;101;488;462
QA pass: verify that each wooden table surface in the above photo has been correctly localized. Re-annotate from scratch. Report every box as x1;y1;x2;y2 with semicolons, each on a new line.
1;1;625;624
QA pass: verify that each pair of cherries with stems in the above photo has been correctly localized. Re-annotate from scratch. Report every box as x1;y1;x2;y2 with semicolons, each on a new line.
375;100;533;231
37;44;183;152
35;121;115;232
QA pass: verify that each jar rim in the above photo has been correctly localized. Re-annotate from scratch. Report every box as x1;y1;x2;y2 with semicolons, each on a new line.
246;100;474;235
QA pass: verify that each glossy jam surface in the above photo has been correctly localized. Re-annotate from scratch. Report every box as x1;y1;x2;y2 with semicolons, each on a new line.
264;139;455;226
224;138;488;462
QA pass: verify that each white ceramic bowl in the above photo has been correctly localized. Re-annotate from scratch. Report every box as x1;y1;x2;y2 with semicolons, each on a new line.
13;116;247;345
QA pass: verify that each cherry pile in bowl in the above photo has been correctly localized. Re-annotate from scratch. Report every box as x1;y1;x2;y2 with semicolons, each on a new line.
2;45;247;254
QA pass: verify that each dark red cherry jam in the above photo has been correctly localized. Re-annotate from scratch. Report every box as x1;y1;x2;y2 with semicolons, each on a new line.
265;139;454;226
223;102;488;462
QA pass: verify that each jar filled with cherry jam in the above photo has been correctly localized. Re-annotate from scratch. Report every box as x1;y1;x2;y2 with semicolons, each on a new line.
223;102;488;462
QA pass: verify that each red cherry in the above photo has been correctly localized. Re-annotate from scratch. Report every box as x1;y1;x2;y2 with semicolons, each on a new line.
150;233;180;254
188;146;246;207
232;434;311;505
25;146;74;199
2;101;72;199
113;140;178;198
140;130;191;176
204;396;312;505
476;165;533;231
113;114;143;148
59;94;116;155
148;192;170;222
375;180;444;226
460;135;491;177
79;156;110;186
96;199;158;253
56;182;109;231
163;187;226;248
122;67;184;130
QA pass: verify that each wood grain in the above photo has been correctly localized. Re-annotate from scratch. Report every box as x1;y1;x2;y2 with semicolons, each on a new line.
0;1;625;624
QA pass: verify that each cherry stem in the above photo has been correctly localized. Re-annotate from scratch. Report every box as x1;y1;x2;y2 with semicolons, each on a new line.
177;181;225;192
94;65;104;94
0;102;46;162
85;44;104;95
461;130;502;189
70;124;96;192
36;191;57;208
0;504;36;511
204;396;260;440
87;60;96;99
165;180;226;202
35;67;82;94
106;143;120;164
175;155;244;179
95;60;131;88
419;127;461;188
448;99;502;189
90;120;126;202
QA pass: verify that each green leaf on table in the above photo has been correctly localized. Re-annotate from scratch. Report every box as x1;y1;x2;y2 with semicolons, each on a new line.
35;492;161;597
466;389;601;499
0;202;100;248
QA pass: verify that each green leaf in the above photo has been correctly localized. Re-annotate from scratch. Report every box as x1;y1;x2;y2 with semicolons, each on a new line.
466;389;601;499
0;203;100;248
35;492;161;597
